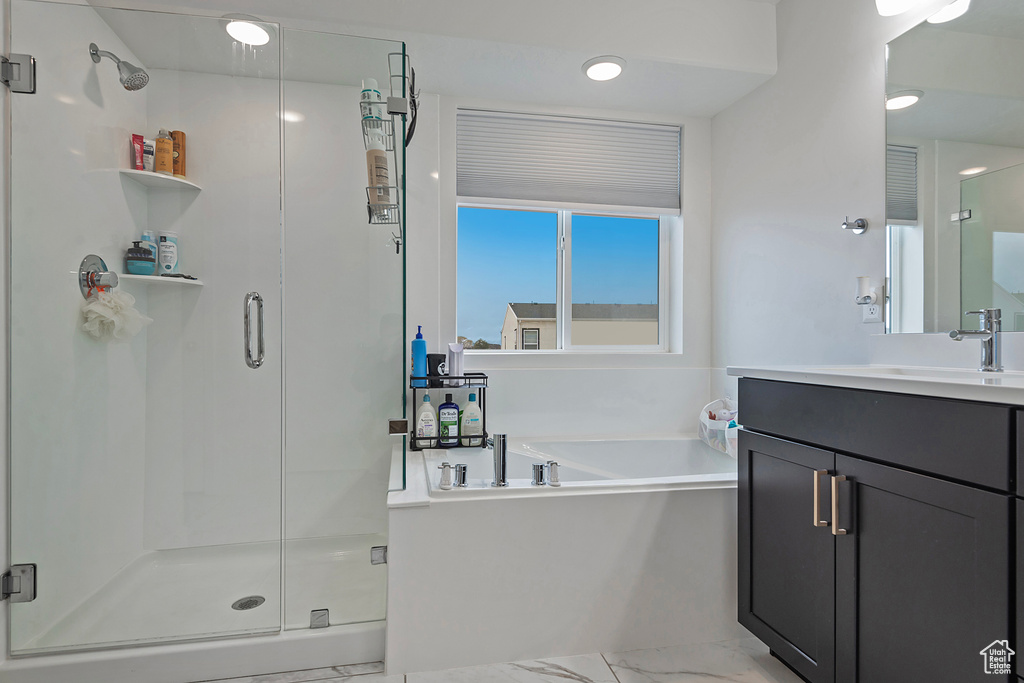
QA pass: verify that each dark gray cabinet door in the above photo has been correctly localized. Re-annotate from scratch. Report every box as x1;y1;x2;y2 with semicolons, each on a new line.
739;430;836;683
835;455;1012;683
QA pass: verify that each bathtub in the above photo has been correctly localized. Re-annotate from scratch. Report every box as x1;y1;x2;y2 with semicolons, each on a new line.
422;436;737;494
386;435;745;675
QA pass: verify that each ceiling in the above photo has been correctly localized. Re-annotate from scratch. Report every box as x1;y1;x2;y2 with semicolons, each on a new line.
88;0;779;118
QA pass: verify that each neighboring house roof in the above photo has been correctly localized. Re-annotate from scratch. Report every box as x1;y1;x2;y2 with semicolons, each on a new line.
508;303;657;321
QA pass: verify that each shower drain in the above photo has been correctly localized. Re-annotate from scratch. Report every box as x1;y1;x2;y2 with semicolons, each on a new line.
231;595;266;611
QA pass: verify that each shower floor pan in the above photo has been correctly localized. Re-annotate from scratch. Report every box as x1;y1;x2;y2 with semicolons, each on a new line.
17;534;387;654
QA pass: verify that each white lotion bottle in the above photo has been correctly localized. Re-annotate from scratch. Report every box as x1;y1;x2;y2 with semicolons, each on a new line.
460;392;483;446
415;394;438;448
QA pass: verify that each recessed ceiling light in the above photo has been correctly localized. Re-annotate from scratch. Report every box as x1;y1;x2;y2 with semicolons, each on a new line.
959;166;987;175
927;0;970;23
582;56;625;81
224;14;270;46
885;90;924;110
875;0;929;17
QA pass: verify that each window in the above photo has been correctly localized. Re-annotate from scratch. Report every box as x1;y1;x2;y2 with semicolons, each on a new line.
457;206;665;350
521;329;540;350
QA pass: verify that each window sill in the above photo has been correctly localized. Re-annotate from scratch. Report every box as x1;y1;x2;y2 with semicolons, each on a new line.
464;349;695;370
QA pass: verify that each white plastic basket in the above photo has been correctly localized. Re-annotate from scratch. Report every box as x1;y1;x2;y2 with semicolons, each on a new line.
698;398;739;458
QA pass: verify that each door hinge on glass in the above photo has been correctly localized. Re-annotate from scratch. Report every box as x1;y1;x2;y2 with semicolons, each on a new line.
1;54;36;94
950;209;972;222
370;546;388;565
2;564;37;603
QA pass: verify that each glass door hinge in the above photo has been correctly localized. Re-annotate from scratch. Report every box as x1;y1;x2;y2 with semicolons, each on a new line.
2;564;37;603
950;209;972;222
1;54;36;94
388;418;408;435
370;546;388;565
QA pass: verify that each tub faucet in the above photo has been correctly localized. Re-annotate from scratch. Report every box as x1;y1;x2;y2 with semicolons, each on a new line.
491;434;509;487
949;308;1002;372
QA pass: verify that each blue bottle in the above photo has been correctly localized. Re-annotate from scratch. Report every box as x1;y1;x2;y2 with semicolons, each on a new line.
411;325;427;388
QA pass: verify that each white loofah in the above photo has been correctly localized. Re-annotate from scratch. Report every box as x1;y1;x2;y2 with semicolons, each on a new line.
81;289;153;342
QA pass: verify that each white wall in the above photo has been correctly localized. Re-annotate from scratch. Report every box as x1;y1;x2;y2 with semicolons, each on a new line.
6;0;149;651
710;0;953;397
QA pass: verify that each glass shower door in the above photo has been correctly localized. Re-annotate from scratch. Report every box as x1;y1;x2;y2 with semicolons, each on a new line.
280;29;405;631
960;162;1024;331
8;1;283;654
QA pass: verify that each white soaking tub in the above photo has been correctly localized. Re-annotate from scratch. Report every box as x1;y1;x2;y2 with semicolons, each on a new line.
422;436;737;494
386;435;745;675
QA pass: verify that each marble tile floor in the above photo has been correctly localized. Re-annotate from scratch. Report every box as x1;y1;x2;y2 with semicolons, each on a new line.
200;638;806;683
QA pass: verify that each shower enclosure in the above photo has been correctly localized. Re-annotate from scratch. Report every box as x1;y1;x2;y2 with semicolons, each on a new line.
6;0;406;663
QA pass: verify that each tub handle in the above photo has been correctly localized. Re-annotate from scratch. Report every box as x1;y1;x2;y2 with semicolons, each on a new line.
813;469;829;528
547;461;561;487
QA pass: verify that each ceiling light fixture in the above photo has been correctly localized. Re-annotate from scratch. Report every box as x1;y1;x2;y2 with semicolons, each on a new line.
927;0;971;23
582;56;625;81
875;0;929;17
223;14;270;46
959;166;987;175
885;89;924;110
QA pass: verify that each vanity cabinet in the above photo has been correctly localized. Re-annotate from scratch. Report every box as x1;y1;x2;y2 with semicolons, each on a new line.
739;378;1014;683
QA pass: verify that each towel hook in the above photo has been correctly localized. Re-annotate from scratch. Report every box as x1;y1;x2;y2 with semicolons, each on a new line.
78;254;119;299
842;216;868;235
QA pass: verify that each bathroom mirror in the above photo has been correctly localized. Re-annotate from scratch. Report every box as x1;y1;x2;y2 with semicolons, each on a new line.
885;0;1024;333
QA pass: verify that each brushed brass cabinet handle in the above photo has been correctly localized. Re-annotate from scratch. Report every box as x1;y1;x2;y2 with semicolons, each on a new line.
813;469;829;527
832;475;848;536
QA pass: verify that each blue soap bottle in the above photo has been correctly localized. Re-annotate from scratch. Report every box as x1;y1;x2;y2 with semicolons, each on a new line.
411;325;427;388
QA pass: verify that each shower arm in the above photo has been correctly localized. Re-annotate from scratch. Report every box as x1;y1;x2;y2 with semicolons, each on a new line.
89;43;121;65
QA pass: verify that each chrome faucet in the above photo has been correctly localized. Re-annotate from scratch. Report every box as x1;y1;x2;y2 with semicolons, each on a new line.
950;308;1002;372
491;434;509;487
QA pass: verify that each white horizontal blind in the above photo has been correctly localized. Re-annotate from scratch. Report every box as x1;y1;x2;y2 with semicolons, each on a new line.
887;144;918;222
457;110;681;213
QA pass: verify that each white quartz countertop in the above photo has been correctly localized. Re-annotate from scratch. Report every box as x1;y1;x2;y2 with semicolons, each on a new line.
727;365;1024;405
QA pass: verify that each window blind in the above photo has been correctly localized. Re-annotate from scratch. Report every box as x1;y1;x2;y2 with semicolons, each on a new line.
886;144;918;222
456;110;681;213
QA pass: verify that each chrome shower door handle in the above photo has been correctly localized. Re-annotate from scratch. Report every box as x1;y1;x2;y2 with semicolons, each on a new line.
244;292;264;369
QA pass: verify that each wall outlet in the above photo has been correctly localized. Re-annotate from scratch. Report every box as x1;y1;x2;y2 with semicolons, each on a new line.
862;304;883;323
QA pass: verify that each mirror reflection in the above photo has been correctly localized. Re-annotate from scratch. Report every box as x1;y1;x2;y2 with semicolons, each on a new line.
885;0;1024;333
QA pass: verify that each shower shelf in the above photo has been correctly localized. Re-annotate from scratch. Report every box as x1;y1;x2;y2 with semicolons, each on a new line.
119;273;204;286
119;169;202;191
408;372;488;451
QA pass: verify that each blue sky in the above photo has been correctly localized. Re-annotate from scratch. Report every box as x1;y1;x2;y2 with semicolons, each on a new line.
456;207;658;343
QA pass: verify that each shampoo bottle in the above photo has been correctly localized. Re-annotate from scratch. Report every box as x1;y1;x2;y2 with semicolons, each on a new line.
460;392;483;447
415;394;438;448
154;129;174;175
411;325;427;388
438;393;460;448
366;129;390;205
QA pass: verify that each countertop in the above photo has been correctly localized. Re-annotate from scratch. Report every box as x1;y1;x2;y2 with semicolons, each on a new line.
727;364;1024;405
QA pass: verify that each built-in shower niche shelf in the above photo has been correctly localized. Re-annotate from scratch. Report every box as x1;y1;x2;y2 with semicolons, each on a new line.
119;169;202;191
119;273;204;287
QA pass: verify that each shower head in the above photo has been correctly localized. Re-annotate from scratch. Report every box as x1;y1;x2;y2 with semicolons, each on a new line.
89;42;149;91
